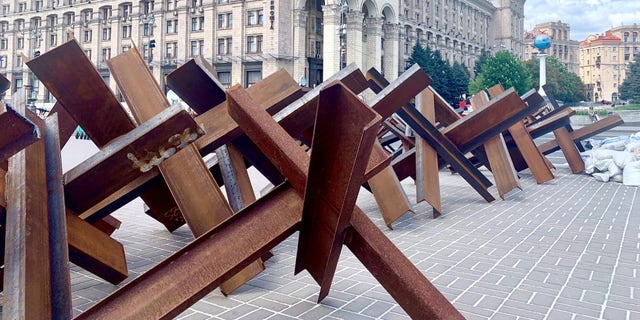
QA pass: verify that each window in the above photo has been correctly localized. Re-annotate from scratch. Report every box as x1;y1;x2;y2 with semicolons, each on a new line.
218;13;232;29
101;6;112;20
84;49;92;60
102;27;111;40
0;39;6;50
46;15;57;27
165;42;177;58
64;12;74;25
142;0;153;15
49;34;57;46
167;19;178;33
17;37;24;49
18;2;26;12
0;22;7;32
101;47;111;62
2;5;9;16
217;37;232;55
122;3;132;18
246;35;262;53
167;0;175;11
316;18;322;35
122;25;131;38
82;9;92;22
143;23;153;36
245;69;261;87
624;32;629;42
190;39;204;56
217;71;231;88
191;16;204;31
634;32;638;43
84;30;92;43
0;55;6;68
191;0;202;7
122;45;131;52
16;20;24;31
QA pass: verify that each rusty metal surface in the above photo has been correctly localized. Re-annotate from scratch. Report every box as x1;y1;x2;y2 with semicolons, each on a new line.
76;183;303;320
215;144;256;212
415;89;442;217
166;56;227;115
4;109;52;319
44;114;73;319
226;84;462;318
25;40;137;147
367;64;432;119
108;46;265;294
0;104;40;162
295;83;381;301
396;105;496;202
63;106;202;216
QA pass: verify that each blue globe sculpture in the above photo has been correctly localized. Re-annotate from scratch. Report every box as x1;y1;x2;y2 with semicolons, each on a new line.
533;34;551;51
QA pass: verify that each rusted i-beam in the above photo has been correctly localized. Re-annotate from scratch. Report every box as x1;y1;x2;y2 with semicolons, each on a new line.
107;45;264;295
226;83;463;319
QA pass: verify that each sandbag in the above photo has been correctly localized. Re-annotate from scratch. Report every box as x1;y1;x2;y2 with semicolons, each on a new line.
623;160;640;186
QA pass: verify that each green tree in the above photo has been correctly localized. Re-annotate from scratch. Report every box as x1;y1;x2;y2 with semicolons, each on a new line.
408;43;469;103
524;56;586;102
469;50;532;95
619;58;640;103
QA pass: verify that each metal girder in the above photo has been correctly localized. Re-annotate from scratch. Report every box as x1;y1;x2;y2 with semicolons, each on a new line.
0;104;40;162
226;83;463;319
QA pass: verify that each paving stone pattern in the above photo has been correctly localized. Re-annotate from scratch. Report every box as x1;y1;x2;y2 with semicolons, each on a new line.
1;138;639;319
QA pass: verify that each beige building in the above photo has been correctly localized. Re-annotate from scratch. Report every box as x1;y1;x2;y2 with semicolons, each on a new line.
579;24;640;102
524;21;579;74
0;0;526;107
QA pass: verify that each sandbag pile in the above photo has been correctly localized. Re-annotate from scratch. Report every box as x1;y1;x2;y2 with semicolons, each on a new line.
582;132;640;186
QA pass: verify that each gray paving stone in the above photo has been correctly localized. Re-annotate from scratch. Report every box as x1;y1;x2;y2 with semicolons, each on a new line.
34;139;639;320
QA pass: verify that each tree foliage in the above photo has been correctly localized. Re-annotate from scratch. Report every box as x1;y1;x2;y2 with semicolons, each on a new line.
468;50;532;96
408;43;469;103
524;56;586;102
619;58;640;103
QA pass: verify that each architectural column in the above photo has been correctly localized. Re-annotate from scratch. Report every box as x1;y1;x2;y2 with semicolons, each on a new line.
363;17;383;72
322;4;341;81
382;23;399;80
292;9;308;83
345;11;364;69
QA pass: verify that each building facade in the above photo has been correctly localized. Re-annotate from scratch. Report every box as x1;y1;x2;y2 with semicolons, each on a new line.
0;0;526;106
524;21;579;74
579;24;640;102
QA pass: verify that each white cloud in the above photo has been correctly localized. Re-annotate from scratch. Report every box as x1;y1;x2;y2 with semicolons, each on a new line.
524;0;640;41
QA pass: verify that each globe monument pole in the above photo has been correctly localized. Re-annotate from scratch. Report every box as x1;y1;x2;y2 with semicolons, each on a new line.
534;34;552;96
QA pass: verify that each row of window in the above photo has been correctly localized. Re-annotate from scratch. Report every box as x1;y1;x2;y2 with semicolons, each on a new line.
0;35;263;69
1;8;264;33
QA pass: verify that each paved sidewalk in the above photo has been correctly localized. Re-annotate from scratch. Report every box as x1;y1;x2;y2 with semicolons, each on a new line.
2;138;639;319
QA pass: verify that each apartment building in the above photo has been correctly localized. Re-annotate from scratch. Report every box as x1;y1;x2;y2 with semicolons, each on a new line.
579;24;640;102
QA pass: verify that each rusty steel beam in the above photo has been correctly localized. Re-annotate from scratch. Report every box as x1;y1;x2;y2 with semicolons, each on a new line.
4;109;52;319
25;40;136;147
76;184;302;320
44;114;73;319
63;106;203;218
0;104;40;162
25;39;185;232
107;46;264;295
165;56;227;115
415;89;442;217
226;84;463;319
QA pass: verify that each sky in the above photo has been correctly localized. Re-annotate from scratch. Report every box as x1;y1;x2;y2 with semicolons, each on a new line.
523;0;640;41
